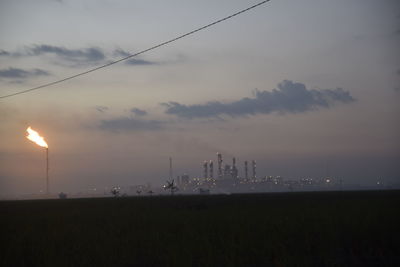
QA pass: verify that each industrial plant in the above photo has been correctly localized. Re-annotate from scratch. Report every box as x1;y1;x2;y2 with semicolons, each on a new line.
96;152;395;198
35;152;394;200
170;153;341;195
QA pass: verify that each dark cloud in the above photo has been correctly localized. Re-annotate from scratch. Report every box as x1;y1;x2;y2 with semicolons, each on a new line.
114;49;156;66
0;45;105;65
162;80;356;119
1;46;157;66
99;117;164;131
130;108;147;116
95;106;109;113
125;58;155;65
0;50;10;56
28;44;105;64
113;49;131;57
0;67;50;79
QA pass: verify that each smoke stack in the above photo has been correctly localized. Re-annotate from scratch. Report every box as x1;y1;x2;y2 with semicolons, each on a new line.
209;160;214;179
252;160;256;180
203;161;208;179
245;160;248;180
26;127;50;195
169;157;173;180
231;157;238;179
46;148;49;194
217;153;223;179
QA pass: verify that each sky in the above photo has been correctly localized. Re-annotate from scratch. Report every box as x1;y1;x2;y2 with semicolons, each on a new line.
0;0;399;196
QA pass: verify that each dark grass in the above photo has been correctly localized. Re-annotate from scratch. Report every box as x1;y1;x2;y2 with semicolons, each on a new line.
1;190;399;267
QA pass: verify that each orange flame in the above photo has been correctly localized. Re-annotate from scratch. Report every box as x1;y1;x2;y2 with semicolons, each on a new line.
26;127;48;148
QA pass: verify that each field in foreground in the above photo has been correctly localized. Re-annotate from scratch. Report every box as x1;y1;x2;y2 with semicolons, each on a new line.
1;190;399;267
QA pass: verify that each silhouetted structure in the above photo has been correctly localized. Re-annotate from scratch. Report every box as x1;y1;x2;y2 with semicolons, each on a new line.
164;179;178;195
244;160;248;180
181;174;190;185
46;148;49;195
111;187;120;197
231;157;238;179
252;160;256;180
169;157;173;180
224;164;231;179
209;160;214;179
203;161;208;178
217;153;223;179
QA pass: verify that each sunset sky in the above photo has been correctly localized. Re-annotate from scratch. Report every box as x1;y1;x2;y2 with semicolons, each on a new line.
1;0;399;196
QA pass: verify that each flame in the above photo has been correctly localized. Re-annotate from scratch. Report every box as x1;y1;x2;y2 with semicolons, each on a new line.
26;127;48;148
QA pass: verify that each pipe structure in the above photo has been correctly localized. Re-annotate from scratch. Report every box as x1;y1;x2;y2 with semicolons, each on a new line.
231;157;238;179
217;153;223;179
169;157;173;180
252;160;256;180
209;160;214;179
245;160;248;180
203;161;208;179
46;148;49;195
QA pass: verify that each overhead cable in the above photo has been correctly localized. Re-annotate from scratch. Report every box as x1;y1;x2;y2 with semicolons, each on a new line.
0;0;270;99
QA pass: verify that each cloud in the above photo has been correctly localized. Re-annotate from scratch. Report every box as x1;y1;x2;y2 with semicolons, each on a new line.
162;80;356;119
125;58;156;65
99;117;164;131
0;45;105;65
95;106;109;113
113;49;156;66
0;67;50;79
130;108;147;116
0;50;10;56
0;46;158;67
28;44;105;64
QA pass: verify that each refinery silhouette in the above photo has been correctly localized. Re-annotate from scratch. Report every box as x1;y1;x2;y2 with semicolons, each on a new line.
166;153;341;196
15;127;395;200
12;149;395;201
91;152;394;200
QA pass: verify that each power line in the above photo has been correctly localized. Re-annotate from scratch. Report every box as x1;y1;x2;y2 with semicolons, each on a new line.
0;0;270;99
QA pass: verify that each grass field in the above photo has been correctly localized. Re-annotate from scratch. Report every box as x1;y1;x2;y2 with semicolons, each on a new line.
1;190;399;266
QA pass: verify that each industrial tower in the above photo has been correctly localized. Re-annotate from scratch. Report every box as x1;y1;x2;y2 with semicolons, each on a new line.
217;153;223;179
252;160;256;180
203;161;208;179
231;157;238;179
209;160;214;179
244;160;248;180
